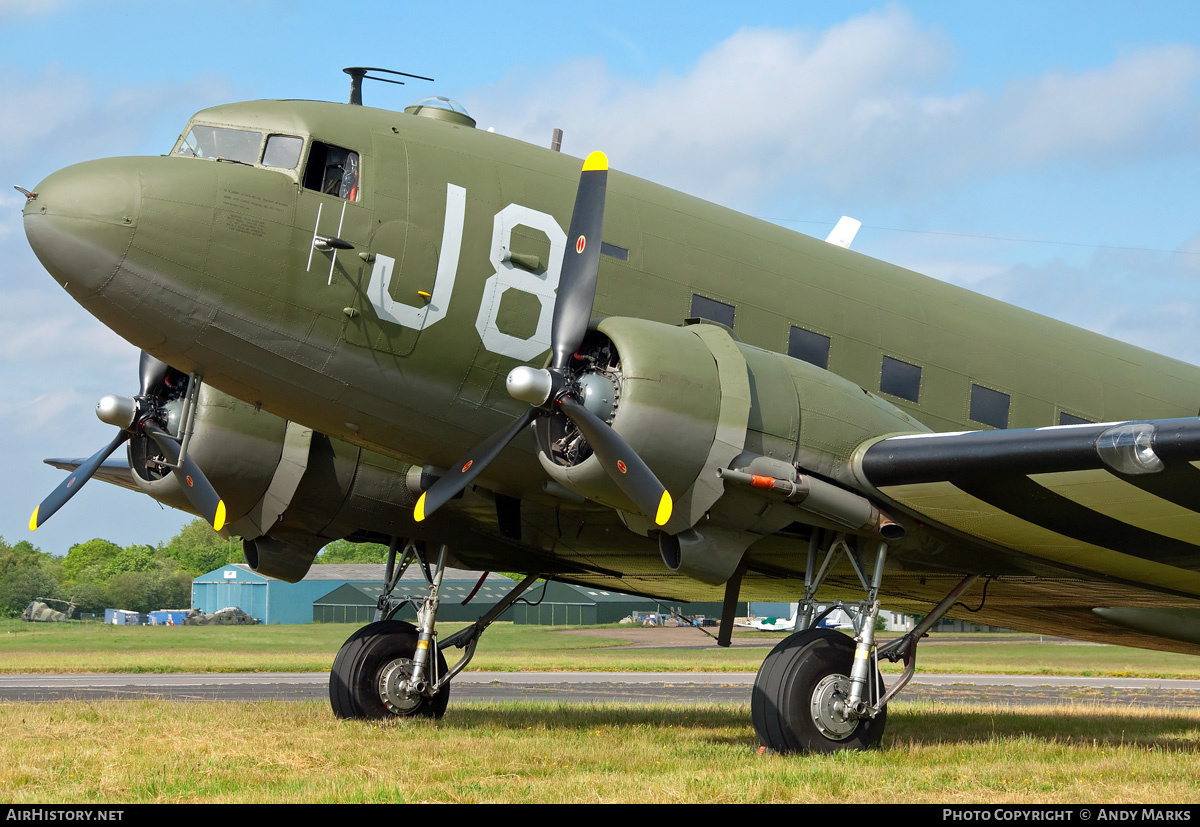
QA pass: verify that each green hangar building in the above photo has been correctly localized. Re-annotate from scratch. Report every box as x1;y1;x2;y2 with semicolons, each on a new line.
192;563;513;625
194;564;737;626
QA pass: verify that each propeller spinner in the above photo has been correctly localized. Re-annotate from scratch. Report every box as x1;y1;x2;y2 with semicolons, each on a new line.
415;152;673;526
30;352;226;532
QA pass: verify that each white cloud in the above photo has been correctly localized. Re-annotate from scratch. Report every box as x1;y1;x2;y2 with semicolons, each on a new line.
470;7;954;205
0;0;72;16
0;287;135;363
0;65;231;181
942;235;1200;364
990;46;1200;166
467;8;1200;210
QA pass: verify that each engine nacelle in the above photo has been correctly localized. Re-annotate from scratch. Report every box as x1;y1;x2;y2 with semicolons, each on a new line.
536;316;925;584
536;316;727;528
128;382;286;519
128;384;419;582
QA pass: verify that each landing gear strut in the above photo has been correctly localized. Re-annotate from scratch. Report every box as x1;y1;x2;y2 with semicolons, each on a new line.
329;538;541;720
751;531;978;754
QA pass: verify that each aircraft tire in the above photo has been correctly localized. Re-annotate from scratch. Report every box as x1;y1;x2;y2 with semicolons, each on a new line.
329;619;450;720
751;628;887;754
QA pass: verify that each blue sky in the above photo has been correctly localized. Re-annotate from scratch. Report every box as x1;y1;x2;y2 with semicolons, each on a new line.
3;0;1199;556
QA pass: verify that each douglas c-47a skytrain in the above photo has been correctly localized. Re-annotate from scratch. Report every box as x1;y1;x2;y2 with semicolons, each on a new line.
23;67;1200;753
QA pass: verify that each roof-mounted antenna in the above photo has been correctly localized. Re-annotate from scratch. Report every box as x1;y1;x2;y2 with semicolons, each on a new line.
343;67;435;106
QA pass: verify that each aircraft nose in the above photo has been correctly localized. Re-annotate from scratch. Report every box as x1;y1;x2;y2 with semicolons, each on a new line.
22;158;139;300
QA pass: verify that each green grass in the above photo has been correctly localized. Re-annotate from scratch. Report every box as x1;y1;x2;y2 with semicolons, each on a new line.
5;620;1200;802
4;619;1200;678
2;700;1198;803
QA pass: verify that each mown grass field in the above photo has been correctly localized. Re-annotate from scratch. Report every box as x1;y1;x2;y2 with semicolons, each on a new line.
4;620;1200;802
3;699;1199;803
3;618;1200;677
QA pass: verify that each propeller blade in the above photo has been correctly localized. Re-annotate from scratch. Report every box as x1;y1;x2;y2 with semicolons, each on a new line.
550;151;608;371
138;351;171;397
558;396;672;526
30;430;130;530
142;421;226;531
415;407;540;522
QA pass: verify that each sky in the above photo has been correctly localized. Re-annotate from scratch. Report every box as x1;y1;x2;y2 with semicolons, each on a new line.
2;0;1199;557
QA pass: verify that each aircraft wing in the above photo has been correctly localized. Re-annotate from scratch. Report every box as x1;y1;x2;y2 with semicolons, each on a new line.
852;418;1200;597
44;457;140;494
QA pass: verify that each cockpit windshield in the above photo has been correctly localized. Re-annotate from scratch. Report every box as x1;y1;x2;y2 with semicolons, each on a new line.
175;125;262;164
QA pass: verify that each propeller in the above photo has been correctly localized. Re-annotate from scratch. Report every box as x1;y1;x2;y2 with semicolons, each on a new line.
30;353;226;532
415;152;673;526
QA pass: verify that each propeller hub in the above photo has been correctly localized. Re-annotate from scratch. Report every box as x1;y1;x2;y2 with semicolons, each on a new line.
95;394;137;429
506;365;554;406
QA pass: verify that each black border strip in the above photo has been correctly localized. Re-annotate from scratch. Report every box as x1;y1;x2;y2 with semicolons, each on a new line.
950;472;1200;568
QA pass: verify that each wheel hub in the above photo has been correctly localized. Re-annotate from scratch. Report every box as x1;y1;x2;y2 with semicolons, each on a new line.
810;673;857;740
378;657;424;715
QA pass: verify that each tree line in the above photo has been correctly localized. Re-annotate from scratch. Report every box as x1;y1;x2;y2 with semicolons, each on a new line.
0;521;390;617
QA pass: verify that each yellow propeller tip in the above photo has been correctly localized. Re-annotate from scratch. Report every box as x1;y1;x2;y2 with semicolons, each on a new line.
582;151;608;172
212;501;226;533
654;491;673;526
29;507;39;532
414;493;427;522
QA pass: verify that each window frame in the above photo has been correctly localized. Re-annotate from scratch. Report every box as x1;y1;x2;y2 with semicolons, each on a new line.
302;140;362;202
970;383;1011;429
879;355;922;403
787;326;831;370
689;294;735;329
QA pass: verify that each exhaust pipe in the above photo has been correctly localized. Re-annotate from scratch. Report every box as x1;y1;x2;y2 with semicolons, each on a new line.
718;468;905;540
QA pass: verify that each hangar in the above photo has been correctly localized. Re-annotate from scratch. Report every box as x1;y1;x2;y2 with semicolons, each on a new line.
192;563;512;625
313;577;520;624
509;581;735;626
194;564;737;626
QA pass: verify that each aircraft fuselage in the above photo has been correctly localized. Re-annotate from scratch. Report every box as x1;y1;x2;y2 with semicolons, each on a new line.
24;99;1200;513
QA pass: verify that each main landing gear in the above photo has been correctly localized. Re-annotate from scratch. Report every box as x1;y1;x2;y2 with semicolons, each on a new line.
329;538;541;720
751;531;979;754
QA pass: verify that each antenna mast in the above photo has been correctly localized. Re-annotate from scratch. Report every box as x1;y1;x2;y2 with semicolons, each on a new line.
343;67;435;106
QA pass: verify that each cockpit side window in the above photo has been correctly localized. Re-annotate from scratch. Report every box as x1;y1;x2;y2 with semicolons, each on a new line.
262;135;304;169
303;141;360;201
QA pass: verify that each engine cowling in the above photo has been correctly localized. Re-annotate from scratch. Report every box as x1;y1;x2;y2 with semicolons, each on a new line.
535;316;727;529
535;316;926;583
127;382;419;582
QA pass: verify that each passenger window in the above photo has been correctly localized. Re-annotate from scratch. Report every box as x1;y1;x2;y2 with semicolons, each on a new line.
303;141;360;201
880;356;921;403
1058;412;1092;425
263;135;303;169
689;294;735;328
970;384;1010;429
788;326;830;369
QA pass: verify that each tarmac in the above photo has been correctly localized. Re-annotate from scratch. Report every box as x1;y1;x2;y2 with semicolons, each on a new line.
4;627;1197;709
3;671;1200;708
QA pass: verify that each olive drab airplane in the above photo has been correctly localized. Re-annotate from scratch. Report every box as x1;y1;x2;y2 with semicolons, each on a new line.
22;66;1200;753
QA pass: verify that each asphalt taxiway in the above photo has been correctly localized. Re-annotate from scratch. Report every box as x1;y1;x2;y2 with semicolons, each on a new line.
4;671;1200;708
